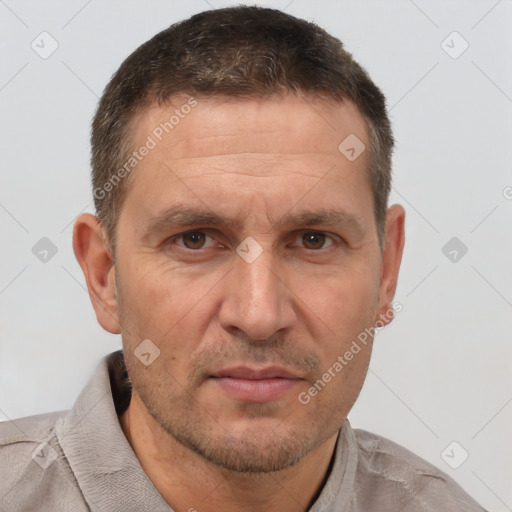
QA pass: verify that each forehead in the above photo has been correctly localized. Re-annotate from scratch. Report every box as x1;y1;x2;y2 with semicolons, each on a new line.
131;93;369;161
120;93;373;235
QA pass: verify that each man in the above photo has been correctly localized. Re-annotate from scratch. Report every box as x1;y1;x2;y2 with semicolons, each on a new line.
0;6;486;511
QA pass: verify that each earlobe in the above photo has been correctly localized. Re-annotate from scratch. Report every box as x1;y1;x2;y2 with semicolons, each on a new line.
376;204;406;327
72;213;121;334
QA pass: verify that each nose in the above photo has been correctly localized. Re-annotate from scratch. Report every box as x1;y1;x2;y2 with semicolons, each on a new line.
218;245;296;342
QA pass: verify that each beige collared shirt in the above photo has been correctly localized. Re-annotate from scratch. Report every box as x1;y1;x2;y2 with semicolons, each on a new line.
0;351;487;511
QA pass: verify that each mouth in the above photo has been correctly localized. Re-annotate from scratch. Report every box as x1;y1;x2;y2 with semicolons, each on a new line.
208;366;304;402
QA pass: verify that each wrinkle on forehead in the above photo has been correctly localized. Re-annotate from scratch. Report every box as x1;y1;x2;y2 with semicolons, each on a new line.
133;93;369;162
148;154;345;182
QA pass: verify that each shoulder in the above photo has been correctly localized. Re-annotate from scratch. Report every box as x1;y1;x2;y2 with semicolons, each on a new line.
351;428;488;511
0;410;64;442
0;412;89;511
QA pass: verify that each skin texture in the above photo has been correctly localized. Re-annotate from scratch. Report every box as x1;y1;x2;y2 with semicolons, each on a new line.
73;92;405;512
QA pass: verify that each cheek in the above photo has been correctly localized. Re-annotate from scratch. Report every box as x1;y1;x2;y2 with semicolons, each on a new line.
116;258;222;356
294;261;380;335
292;264;379;396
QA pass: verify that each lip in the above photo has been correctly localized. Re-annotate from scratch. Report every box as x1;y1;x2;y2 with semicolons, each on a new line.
211;366;302;380
208;366;303;402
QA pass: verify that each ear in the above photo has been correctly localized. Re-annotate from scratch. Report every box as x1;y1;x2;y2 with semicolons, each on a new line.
376;204;405;326
72;213;120;334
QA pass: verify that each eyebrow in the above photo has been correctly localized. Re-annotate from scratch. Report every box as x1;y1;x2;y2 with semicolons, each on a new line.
139;205;366;239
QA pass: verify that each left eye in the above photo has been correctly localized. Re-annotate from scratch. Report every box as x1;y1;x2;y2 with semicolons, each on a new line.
174;231;216;250
293;232;334;250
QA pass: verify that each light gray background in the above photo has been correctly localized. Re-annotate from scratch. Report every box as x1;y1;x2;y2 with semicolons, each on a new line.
1;0;511;510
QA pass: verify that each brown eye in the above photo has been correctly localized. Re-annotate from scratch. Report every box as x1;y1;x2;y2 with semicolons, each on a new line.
182;232;207;249
302;232;327;250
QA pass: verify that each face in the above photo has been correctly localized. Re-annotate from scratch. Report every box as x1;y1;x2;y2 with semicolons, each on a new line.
108;93;395;472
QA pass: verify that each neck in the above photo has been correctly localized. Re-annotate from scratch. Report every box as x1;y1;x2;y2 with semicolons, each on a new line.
119;391;339;512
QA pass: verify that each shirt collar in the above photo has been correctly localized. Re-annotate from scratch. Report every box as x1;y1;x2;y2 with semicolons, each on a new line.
55;350;172;511
55;350;358;511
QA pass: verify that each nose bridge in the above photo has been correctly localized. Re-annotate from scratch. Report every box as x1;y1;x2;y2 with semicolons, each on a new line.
220;242;294;340
239;248;279;303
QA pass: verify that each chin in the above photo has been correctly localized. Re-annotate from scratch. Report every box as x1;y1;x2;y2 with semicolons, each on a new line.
157;410;330;473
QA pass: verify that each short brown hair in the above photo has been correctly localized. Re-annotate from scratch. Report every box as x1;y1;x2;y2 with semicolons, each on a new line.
91;5;394;260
